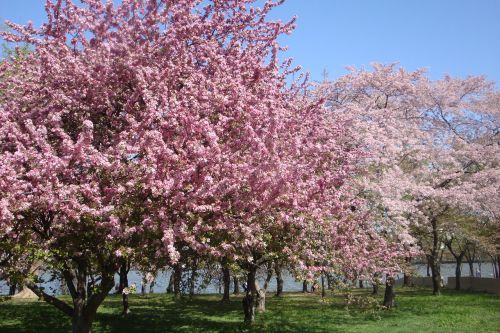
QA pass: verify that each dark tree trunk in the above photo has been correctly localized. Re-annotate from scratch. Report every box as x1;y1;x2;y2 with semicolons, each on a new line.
221;261;231;303
173;264;182;299
141;283;146;296
189;259;198;298
118;262;129;314
121;293;129;315
117;261;129;294
27;259;115;333
69;264;114;333
430;256;441;295
8;283;16;296
275;264;284;297
321;274;326;298
446;241;466;291
403;257;411;287
71;311;92;333
429;217;442;295
257;263;272;312
455;258;463;290
233;276;240;295
358;280;364;288
403;273;411;287
372;282;379;295
492;255;500;278
166;273;174;293
426;260;431;277
468;261;474;277
302;280;308;293
496;255;500;278
326;273;333;290
262;262;273;291
149;279;155;294
243;267;258;322
382;276;395;308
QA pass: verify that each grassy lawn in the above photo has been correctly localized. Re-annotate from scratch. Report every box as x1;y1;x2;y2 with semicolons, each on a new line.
0;288;498;333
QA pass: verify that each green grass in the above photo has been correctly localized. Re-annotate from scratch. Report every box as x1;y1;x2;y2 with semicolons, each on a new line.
0;288;499;333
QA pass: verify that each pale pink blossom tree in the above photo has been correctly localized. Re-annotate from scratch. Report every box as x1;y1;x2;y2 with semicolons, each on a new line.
316;63;499;295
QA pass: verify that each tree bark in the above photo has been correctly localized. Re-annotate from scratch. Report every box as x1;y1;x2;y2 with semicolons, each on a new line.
189;259;198;298
382;276;395;308
275;264;284;297
403;257;411;287
28;260;115;333
468;261;474;277
121;293;130;315
430;217;442;295
302;280;308;293
372;282;379;295
166;273;174;293
326;273;333;290
233;276;240;295
149;279;155;294
429;256;441;295
221;260;231;303
262;262;273;291
117;261;130;294
358;280;364;288
455;258;463;290
243;267;258;322
321;274;326;299
173;264;182;299
118;262;129;314
8;283;16;296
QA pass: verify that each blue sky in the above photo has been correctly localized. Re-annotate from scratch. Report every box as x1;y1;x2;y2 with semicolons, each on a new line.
1;0;499;83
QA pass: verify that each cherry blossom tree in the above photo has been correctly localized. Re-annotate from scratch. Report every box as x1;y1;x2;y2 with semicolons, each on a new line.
316;63;499;295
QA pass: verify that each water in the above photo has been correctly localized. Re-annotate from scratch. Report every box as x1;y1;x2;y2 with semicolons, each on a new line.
0;262;495;296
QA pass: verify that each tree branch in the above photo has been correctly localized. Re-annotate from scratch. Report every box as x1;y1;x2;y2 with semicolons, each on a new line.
26;282;74;317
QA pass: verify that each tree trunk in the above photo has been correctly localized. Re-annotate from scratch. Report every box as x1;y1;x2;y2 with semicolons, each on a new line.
302;280;308;293
491;255;500;278
71;311;92;333
275;265;284;297
382;276;395;308
403;257;411;287
141;283;146;296
326;273;333;290
262;262;273;291
321;274;326;299
173;264;182;299
117;261;129;294
430;217;442;295
430;256;441;295
233;276;240;295
8;283;16;296
467;260;474;277
189;259;198;298
495;255;500;278
149;279;155;294
166;273;174;293
403;273;411;287
121;293;130;315
256;287;266;312
243;267;258;322
358;280;364;288
372;282;379;295
221;261;231;303
118;262;129;314
455;257;463;290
